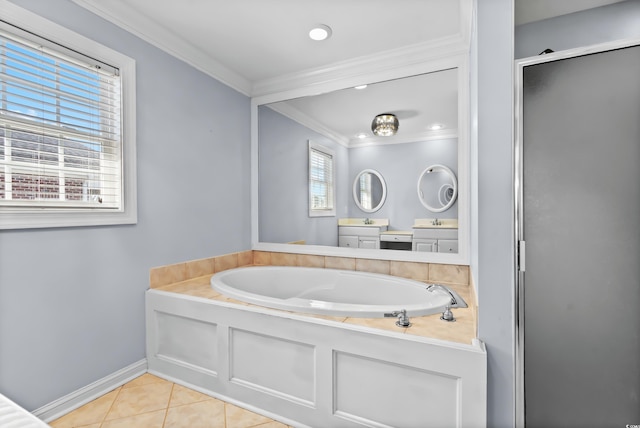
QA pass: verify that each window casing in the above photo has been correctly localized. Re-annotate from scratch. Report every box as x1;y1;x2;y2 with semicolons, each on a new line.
308;140;335;217
0;2;136;229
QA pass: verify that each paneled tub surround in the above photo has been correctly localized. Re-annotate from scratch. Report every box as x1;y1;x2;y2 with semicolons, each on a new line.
147;251;484;427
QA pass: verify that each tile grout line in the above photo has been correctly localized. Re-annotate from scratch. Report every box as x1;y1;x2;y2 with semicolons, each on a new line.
99;385;122;427
161;383;175;428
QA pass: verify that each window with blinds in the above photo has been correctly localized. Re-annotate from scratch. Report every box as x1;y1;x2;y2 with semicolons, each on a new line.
0;26;122;209
358;172;372;210
308;140;335;217
0;4;136;230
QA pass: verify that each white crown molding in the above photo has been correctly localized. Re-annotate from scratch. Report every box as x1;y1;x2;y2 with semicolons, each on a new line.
265;104;350;147
348;129;459;148
70;0;252;96
70;0;473;99
251;35;470;98
251;0;473;96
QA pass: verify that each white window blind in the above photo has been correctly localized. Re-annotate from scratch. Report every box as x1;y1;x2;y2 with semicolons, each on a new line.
0;25;122;209
308;141;335;216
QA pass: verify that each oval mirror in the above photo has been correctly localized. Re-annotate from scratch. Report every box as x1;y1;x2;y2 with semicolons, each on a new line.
417;164;458;213
353;169;387;213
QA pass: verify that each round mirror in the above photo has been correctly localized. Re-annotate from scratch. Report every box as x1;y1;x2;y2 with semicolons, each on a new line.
417;164;457;213
353;169;387;213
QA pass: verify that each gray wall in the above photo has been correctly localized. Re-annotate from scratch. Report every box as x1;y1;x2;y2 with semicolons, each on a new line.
475;1;640;426
515;0;640;59
0;0;251;411
258;106;349;246
475;1;515;426
348;139;458;230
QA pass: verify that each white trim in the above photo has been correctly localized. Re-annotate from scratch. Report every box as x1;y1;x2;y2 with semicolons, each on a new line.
347;129;459;148
69;0;252;97
266;104;349;147
69;0;473;99
0;0;138;230
32;359;147;423
252;37;469;97
513;35;640;427
252;53;471;266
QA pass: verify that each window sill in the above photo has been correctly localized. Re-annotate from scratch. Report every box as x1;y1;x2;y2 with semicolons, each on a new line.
0;209;137;230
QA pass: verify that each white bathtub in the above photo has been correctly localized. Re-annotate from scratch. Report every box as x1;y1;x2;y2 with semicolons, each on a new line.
210;266;466;318
147;266;486;427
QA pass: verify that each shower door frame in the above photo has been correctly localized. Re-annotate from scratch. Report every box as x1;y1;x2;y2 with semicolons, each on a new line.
513;36;640;427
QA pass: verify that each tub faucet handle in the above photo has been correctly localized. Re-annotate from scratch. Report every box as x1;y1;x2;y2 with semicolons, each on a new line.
440;305;455;322
384;309;411;327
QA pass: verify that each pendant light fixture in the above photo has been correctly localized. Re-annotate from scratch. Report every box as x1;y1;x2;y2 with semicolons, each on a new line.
371;113;399;136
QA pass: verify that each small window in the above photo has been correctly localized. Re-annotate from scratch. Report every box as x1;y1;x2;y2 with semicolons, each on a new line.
358;173;372;209
0;6;136;229
308;140;335;217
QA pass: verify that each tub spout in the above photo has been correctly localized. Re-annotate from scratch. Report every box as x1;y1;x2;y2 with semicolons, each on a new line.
426;284;467;308
384;309;411;327
426;284;467;322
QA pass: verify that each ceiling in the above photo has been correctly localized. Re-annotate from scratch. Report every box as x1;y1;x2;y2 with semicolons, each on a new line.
69;0;626;145
267;68;459;147
71;0;469;95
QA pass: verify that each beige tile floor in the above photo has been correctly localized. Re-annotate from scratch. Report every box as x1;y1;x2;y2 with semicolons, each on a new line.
49;373;291;428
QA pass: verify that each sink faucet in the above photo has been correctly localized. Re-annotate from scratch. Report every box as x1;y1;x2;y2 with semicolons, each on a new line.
432;218;441;226
364;218;373;225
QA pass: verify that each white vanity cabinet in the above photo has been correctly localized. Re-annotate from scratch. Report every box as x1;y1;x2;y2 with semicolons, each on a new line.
412;227;458;253
338;225;387;249
337;219;389;250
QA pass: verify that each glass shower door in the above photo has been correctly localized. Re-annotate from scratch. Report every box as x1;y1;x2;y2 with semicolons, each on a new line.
520;44;640;427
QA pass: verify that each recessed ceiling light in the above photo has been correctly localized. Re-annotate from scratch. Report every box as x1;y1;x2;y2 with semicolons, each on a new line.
430;123;444;130
356;133;368;139
309;24;332;41
354;85;368;90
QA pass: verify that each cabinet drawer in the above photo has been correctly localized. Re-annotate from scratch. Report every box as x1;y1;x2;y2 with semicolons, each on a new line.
412;228;458;240
339;226;385;237
437;239;458;253
380;233;412;243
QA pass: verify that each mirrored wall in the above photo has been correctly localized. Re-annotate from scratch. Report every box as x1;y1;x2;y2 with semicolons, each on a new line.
252;56;469;264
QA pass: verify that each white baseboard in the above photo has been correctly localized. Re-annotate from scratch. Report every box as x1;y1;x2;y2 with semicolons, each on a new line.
32;359;147;423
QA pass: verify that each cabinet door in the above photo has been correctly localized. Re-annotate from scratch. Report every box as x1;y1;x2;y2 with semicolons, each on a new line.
413;239;437;252
358;238;379;249
437;240;458;253
339;236;359;248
